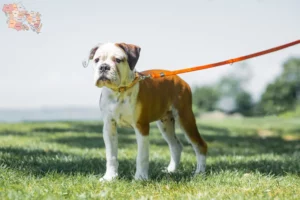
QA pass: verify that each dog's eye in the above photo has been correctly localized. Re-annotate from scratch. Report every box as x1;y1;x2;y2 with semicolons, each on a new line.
115;58;122;63
95;58;100;63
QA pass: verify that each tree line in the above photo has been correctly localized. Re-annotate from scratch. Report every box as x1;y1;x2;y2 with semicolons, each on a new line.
192;57;300;116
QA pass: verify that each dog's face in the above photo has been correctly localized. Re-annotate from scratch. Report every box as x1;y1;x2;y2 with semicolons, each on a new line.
83;43;141;89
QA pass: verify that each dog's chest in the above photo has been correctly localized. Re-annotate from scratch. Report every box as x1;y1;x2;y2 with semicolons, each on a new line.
113;97;133;127
100;89;137;128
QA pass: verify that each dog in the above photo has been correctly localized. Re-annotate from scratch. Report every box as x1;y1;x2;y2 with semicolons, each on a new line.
83;42;207;181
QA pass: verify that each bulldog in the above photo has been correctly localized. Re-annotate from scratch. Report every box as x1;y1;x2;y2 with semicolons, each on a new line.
83;42;207;181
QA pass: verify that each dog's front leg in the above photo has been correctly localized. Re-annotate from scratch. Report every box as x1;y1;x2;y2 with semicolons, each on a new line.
100;118;118;182
134;124;149;180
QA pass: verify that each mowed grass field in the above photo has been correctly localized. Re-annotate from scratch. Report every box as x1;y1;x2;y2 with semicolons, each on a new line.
0;117;300;199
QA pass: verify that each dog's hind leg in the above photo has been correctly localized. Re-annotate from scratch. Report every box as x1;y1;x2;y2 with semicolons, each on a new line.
173;83;208;175
176;105;207;175
156;111;183;173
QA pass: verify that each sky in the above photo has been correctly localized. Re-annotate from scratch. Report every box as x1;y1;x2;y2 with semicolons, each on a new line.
0;0;300;109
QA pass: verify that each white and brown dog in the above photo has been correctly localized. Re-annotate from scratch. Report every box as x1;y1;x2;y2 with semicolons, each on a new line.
83;42;207;181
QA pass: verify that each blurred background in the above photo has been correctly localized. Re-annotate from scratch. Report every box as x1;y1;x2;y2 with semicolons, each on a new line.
0;0;299;121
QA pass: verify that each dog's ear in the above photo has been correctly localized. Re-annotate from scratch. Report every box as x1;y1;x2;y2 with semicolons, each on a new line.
82;44;101;68
115;43;141;70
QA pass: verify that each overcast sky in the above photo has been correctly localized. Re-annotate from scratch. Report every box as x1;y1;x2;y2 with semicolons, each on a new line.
0;0;299;109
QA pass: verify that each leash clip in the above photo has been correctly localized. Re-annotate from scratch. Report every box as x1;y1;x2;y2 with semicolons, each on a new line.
139;74;152;80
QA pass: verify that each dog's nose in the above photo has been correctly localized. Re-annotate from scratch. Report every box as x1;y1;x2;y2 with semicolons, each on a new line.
100;64;111;72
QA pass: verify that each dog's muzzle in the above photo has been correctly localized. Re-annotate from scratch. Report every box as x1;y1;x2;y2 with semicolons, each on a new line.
99;64;111;73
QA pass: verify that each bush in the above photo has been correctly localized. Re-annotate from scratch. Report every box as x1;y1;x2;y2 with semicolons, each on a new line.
192;86;220;112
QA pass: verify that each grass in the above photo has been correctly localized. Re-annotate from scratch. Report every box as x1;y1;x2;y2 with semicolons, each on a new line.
0;117;299;199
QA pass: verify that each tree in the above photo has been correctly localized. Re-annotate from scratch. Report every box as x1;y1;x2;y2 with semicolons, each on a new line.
216;63;254;114
258;57;300;115
280;57;300;100
217;63;253;97
192;63;255;115
235;91;253;116
192;86;220;112
259;79;297;115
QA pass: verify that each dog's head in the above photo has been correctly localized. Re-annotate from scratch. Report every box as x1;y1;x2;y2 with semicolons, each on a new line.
83;43;141;89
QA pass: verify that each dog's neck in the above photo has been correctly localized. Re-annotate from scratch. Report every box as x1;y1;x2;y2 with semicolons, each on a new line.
105;70;139;94
103;82;137;103
103;73;138;96
119;70;137;87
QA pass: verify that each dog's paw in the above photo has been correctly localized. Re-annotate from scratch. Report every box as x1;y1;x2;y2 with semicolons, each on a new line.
167;163;177;173
193;164;206;176
194;154;206;175
99;173;118;182
161;167;176;174
161;162;178;173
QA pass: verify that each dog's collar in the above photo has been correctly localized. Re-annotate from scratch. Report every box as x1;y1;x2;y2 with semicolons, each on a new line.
111;72;151;93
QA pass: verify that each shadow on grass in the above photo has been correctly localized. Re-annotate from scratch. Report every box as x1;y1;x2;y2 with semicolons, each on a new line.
0;146;105;176
46;123;136;149
52;135;136;149
32;122;135;135
1;122;299;180
32;122;104;134
290;128;300;134
1;145;298;181
0;146;193;181
0;130;29;136
208;159;300;176
199;125;231;135
205;134;300;155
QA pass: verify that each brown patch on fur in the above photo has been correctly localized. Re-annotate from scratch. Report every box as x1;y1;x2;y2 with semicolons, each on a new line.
115;43;141;70
135;69;207;154
89;46;99;60
136;123;149;136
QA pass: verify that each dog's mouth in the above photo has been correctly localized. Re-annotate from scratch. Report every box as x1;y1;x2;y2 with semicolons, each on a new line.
95;75;111;87
98;76;110;81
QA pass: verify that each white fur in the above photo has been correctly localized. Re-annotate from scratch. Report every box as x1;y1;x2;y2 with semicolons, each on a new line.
134;128;149;180
192;144;206;174
156;118;183;173
176;115;206;175
95;44;143;181
100;117;118;181
99;85;140;181
92;43;135;88
100;85;150;180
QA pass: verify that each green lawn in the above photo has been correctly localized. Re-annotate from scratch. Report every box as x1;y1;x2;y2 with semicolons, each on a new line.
0;117;300;199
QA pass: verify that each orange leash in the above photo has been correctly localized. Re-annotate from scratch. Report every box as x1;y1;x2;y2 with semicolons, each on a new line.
149;40;300;78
